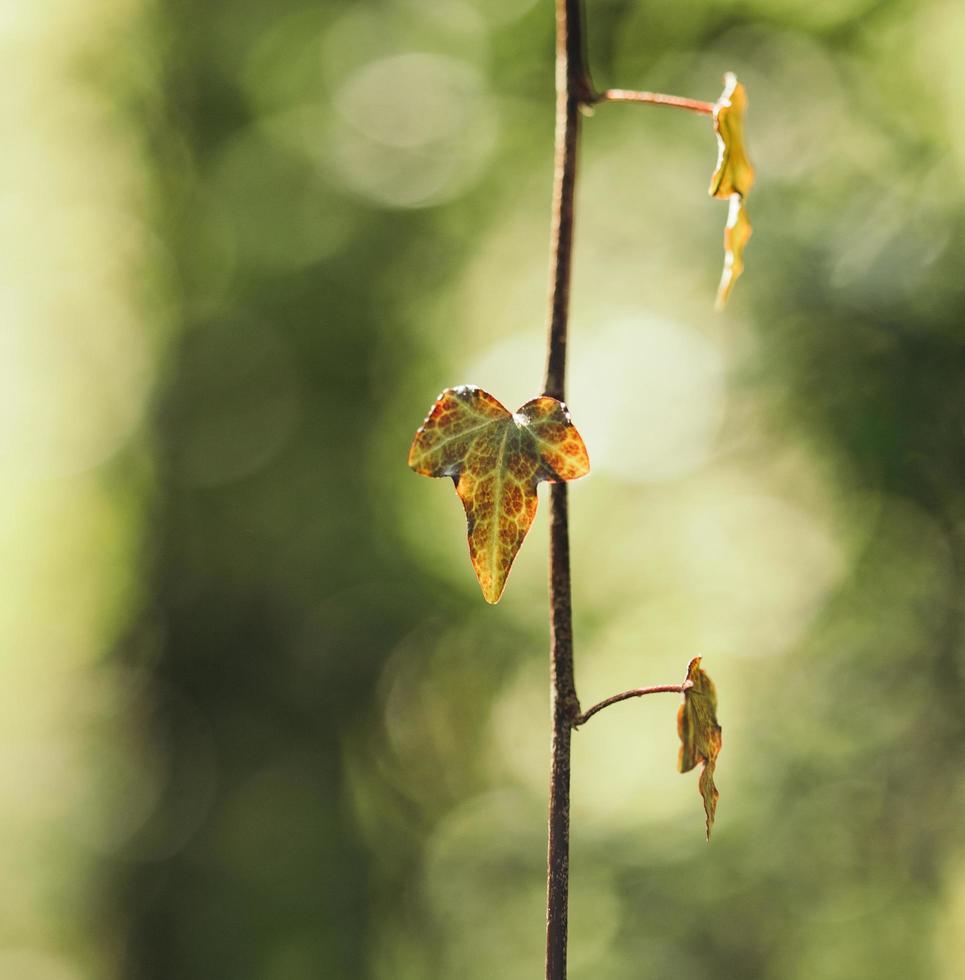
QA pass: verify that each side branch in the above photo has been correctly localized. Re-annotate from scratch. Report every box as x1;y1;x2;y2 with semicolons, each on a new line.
595;89;714;115
574;681;693;727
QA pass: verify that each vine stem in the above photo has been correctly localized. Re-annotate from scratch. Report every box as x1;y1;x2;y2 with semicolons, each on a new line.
542;1;591;978
575;681;693;727
540;5;710;976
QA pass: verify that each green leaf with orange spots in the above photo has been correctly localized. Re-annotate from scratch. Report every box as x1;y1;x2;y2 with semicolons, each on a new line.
408;386;590;604
709;73;755;309
677;657;722;839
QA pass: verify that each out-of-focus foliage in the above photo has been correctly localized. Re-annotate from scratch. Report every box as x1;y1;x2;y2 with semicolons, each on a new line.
408;386;589;603
6;0;965;978
710;73;754;308
677;658;722;839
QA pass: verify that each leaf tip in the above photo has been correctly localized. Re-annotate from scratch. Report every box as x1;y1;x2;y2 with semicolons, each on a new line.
715;194;752;311
479;575;506;605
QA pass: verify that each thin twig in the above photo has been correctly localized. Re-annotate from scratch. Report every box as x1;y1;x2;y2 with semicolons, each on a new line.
574;681;693;727
596;88;714;115
543;1;591;978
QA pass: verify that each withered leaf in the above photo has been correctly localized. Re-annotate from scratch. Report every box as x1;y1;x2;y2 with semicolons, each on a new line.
718;194;752;310
709;72;755;309
677;657;722;839
408;385;589;604
709;73;755;200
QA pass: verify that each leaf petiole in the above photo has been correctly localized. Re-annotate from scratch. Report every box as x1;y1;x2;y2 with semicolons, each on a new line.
574;680;694;727
594;89;714;115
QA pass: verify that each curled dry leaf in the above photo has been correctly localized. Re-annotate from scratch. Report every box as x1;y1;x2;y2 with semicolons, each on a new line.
677;657;722;839
709;72;755;309
408;385;589;603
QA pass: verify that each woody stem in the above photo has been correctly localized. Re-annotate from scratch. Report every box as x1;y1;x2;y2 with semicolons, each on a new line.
542;0;592;977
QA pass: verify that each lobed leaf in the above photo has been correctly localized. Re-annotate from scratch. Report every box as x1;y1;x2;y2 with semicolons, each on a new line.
709;73;755;309
677;657;722;839
408;386;589;603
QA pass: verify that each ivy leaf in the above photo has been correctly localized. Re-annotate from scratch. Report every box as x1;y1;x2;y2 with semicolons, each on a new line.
408;385;590;604
709;72;755;309
677;657;722;839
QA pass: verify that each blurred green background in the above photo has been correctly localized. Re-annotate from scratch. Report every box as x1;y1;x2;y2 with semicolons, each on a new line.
4;0;965;977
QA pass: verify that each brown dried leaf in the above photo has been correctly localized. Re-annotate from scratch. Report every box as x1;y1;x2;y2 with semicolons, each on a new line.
709;73;755;309
408;386;589;603
677;657;722;839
